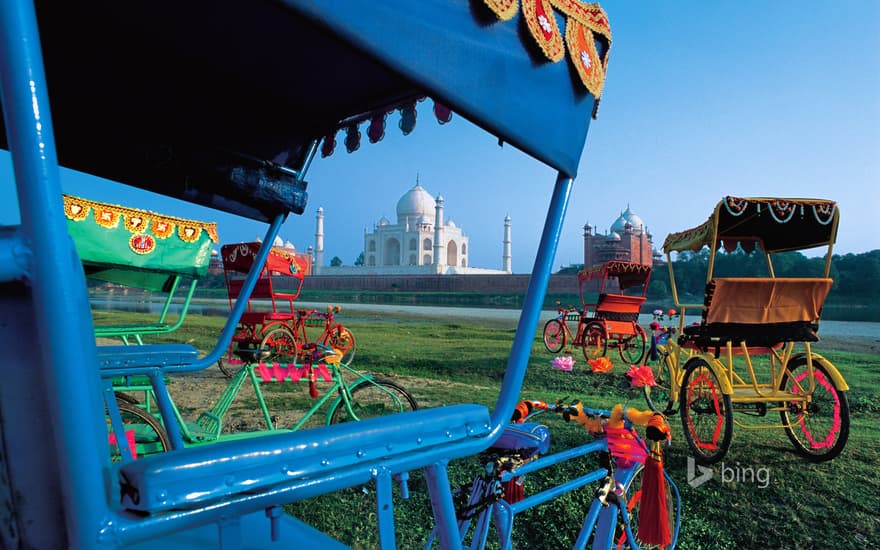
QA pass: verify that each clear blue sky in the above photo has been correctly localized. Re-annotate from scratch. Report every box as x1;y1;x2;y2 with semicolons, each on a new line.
2;1;878;273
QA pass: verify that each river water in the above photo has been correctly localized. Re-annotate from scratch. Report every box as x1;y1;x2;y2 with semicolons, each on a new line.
90;296;880;339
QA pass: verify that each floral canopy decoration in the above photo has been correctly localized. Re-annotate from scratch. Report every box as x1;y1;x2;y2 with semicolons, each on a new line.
483;0;612;102
63;195;219;245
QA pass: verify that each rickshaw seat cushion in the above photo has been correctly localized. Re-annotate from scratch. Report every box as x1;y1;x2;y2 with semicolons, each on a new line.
96;344;199;369
602;319;639;336
117;403;492;513
596;294;646;315
687;277;832;346
704;278;832;325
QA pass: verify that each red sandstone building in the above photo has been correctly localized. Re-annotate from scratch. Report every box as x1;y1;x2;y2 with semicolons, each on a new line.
582;205;654;268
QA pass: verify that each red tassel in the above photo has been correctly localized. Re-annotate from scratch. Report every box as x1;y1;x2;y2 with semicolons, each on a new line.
502;477;524;503
637;443;671;547
308;368;318;398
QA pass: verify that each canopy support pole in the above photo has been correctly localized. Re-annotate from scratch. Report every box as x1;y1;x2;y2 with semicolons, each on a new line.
491;171;573;431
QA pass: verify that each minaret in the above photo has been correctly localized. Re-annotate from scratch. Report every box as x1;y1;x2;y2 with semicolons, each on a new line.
583;222;594;268
433;195;446;272
502;214;512;273
315;207;324;274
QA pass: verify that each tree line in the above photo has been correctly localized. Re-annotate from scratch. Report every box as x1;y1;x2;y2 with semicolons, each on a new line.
645;249;880;302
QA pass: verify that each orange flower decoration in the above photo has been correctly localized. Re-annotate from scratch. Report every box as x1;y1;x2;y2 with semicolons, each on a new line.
588;356;613;373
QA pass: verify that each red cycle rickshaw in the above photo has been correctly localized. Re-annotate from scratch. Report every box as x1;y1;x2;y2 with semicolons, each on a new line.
218;242;356;377
544;261;652;365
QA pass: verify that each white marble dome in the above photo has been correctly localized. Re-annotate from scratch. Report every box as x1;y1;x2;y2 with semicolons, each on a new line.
610;206;645;233
396;183;436;224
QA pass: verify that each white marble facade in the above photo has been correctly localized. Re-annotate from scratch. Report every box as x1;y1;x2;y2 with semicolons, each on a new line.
316;180;511;275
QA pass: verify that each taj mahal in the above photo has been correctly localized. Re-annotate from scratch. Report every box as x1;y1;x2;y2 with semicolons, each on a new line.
314;180;512;276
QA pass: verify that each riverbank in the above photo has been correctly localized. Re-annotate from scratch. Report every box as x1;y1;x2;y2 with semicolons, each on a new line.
90;295;880;354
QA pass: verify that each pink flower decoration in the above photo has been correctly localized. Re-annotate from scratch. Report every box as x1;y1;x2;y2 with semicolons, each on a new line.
550;355;575;371
627;364;656;387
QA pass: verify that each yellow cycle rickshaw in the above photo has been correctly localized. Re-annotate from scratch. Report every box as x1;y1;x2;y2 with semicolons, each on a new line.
644;196;849;464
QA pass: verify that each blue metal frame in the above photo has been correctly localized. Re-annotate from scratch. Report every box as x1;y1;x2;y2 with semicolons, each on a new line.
0;1;605;548
423;419;682;550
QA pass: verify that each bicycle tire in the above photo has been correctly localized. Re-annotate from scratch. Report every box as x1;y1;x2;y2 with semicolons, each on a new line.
679;357;733;465
778;355;850;462
618;324;647;365
109;401;171;461
329;378;418;423
643;348;677;416
581;321;607;361
542;319;567;353
616;464;681;550
260;327;299;363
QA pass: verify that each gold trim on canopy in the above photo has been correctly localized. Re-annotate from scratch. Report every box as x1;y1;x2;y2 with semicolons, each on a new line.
63;195;219;244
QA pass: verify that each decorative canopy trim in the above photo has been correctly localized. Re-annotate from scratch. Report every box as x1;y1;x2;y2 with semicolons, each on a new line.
317;1;610;162
221;242;308;279
522;0;566;62
578;260;651;290
63;194;220;244
482;0;519;20
663;196;839;254
662;216;715;254
321;97;453;158
481;0;612;99
565;20;605;98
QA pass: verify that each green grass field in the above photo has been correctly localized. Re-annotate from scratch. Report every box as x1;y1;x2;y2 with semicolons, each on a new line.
95;311;880;548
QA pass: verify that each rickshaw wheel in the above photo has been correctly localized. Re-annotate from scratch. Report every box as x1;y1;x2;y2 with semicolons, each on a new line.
618;324;647;365
108;401;171;462
680;358;733;465
542;319;566;353
581;322;607;360
260;327;299;363
323;325;356;366
778;356;850;462
329;378;418;423
644;349;676;416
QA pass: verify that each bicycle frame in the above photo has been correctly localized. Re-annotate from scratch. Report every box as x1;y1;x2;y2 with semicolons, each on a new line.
544;303;585;349
119;345;402;454
426;407;681;550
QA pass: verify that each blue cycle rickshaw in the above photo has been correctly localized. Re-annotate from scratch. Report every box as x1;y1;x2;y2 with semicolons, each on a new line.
0;1;644;548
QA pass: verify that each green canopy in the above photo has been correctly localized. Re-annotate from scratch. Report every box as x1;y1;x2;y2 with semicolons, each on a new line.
65;195;219;291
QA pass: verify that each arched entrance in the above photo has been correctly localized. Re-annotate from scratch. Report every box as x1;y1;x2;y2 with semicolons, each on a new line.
447;240;458;267
383;238;401;265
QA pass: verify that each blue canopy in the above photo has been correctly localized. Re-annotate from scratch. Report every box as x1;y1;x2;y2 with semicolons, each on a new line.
1;0;609;220
0;2;614;547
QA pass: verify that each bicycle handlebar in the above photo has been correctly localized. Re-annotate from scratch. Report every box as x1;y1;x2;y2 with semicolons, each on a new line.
512;399;671;443
301;342;342;363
